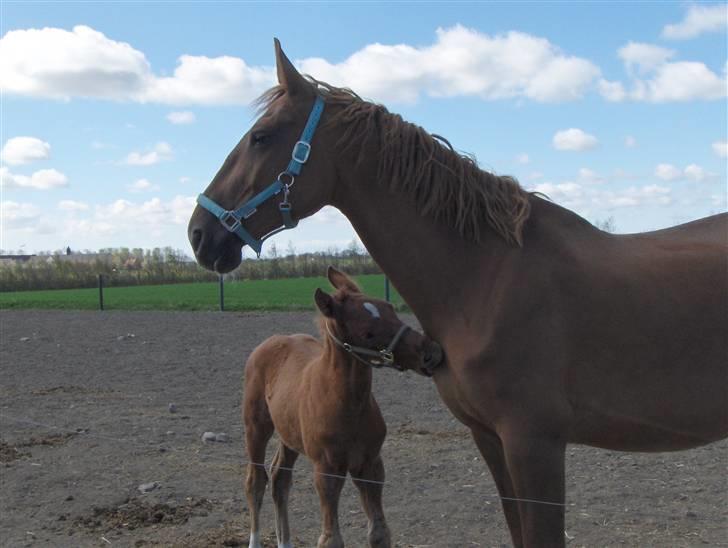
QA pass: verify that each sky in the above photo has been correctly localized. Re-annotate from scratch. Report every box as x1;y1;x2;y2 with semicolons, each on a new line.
1;1;726;258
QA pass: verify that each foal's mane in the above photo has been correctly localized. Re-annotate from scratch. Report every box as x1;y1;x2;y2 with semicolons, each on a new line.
256;79;531;246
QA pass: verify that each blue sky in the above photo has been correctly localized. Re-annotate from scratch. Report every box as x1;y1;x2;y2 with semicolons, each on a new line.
1;1;726;257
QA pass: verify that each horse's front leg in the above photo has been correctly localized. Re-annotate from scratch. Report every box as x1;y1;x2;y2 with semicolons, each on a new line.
313;461;347;548
500;427;566;548
470;427;523;548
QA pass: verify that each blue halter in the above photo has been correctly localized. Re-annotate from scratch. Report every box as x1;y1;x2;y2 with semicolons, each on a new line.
196;95;325;257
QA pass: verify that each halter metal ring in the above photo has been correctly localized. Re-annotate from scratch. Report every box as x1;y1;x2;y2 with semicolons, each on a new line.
277;171;295;188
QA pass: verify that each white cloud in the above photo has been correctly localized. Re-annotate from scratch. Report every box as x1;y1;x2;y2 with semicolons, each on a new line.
93;195;196;230
618;42;674;74
552;128;598;151
141;55;273;105
1;166;68;189
655;163;715;182
1;201;40;229
300;25;600;103
124;142;173;166
684;164;708;182
0;25;274;106
578;168;605;184
598;79;626;102
527;171;543;181
166;110;196;124
0;26;150;100
58;200;89;211
1;136;51;165
662;4;728;40
531;181;584;206
601;42;726;103
127;178;160;192
179;176;191;184
312;206;349;225
530;180;672;210
712;140;728;158
655;163;683;181
515;153;530;164
624;135;637;148
0;24;599;106
634;61;726;102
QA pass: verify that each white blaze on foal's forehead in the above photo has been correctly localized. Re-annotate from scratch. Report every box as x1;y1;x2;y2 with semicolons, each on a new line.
363;302;380;319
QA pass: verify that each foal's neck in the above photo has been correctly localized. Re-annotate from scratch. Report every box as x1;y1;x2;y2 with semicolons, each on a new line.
318;330;373;400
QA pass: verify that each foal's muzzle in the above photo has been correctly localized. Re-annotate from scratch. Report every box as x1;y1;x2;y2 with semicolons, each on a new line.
420;341;444;377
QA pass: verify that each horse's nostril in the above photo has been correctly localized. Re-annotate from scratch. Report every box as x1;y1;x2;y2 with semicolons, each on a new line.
190;228;203;252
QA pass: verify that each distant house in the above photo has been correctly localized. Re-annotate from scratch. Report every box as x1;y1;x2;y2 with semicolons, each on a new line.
34;253;114;265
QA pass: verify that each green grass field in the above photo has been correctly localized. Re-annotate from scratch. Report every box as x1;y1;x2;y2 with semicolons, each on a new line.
0;274;404;311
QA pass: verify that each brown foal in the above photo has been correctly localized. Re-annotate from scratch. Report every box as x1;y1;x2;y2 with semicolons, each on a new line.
243;267;442;548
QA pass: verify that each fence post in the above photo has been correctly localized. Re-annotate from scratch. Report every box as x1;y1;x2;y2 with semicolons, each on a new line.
98;274;104;311
219;274;225;311
384;276;391;303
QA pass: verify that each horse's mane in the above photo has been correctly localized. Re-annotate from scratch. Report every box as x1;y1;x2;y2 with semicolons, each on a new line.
256;78;531;246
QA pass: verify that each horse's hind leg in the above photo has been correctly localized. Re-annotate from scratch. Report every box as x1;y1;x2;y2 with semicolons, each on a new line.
471;427;523;548
271;442;299;548
244;398;274;548
351;455;391;548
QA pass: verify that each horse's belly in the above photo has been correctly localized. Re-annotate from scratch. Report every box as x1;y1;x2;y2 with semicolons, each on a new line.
570;400;728;452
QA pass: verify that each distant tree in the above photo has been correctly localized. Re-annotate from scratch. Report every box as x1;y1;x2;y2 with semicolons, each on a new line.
594;217;617;233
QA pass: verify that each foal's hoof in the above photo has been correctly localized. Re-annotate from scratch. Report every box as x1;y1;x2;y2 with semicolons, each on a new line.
368;524;392;548
317;533;344;548
248;531;263;548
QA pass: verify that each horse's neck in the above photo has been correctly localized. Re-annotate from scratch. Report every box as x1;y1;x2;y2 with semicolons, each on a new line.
333;176;508;338
334;178;598;341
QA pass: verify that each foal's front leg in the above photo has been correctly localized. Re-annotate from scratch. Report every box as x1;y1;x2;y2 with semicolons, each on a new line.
351;455;391;548
271;442;299;548
313;461;347;548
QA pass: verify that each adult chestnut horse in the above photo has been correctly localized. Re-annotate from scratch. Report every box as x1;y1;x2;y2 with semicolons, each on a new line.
189;40;728;547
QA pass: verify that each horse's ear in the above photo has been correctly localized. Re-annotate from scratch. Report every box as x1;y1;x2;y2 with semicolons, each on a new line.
327;266;361;293
314;288;336;318
274;38;308;96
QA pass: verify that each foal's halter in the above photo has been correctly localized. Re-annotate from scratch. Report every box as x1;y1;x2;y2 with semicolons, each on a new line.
196;96;325;257
326;323;411;372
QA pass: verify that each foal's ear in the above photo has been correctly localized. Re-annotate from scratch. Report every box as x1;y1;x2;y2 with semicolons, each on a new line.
314;288;336;318
327;266;361;293
274;38;308;96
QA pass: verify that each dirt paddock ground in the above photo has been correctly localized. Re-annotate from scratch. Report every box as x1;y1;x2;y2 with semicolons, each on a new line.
1;310;726;547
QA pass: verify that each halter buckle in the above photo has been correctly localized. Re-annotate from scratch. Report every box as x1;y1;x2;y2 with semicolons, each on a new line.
292;141;311;164
379;350;394;364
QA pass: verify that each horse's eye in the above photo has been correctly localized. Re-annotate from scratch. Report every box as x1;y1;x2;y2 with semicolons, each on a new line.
365;332;375;340
251;132;269;146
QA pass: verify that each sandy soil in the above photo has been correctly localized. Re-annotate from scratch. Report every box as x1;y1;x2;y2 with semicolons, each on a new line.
1;310;726;547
